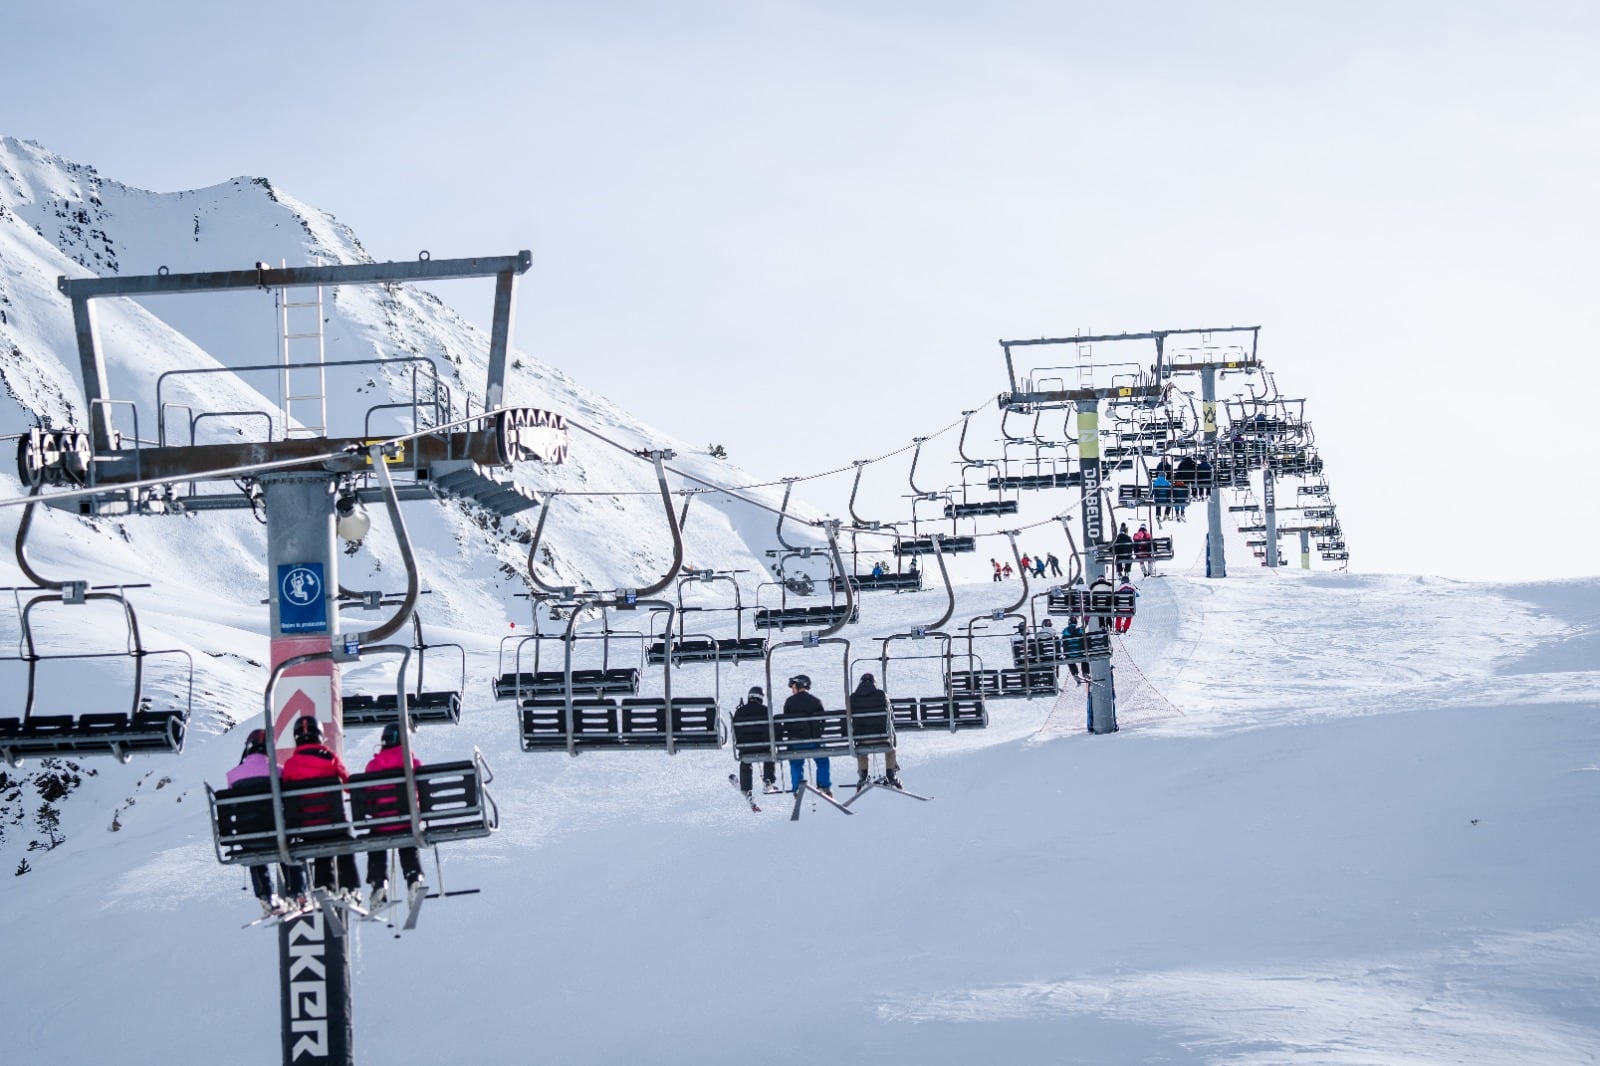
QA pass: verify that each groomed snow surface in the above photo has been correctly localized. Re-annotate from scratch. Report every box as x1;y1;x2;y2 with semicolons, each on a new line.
5;552;1597;1066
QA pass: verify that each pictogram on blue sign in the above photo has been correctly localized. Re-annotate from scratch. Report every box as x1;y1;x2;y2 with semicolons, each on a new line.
278;562;327;634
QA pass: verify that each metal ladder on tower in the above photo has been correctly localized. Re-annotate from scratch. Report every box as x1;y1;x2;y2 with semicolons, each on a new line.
1076;338;1095;393
277;265;327;438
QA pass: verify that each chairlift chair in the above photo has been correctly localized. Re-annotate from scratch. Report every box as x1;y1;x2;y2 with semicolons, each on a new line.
209;644;497;872
341;610;464;727
0;587;194;767
650;569;767;663
517;598;726;755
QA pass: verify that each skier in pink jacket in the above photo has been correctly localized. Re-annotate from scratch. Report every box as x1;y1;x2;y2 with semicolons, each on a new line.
363;722;427;907
226;728;307;915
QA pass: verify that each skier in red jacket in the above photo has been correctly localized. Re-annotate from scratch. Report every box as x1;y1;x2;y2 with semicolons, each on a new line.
1114;581;1138;634
282;716;360;901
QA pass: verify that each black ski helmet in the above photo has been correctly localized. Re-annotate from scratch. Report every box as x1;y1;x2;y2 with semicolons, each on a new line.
747;685;764;700
788;674;811;690
243;728;268;757
380;722;403;750
293;716;323;746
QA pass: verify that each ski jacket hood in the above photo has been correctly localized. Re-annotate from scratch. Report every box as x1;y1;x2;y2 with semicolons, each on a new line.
226;751;275;787
366;744;421;775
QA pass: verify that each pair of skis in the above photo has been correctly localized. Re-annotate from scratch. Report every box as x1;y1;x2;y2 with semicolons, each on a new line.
241;884;424;933
728;772;853;819
728;773;784;812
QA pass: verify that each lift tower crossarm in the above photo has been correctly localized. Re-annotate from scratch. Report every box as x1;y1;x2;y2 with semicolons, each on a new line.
56;252;532;299
1163;356;1262;374
999;325;1260;399
59;252;533;453
998;384;1161;411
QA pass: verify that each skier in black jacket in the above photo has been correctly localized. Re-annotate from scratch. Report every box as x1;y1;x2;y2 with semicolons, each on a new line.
1111;524;1135;580
730;686;779;797
780;674;832;795
848;673;901;790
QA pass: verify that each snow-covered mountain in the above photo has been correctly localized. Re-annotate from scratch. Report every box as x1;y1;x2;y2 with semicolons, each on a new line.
0;136;838;821
1;140;1595;1065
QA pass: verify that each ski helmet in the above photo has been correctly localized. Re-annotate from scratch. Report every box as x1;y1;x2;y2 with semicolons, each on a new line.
788;674;811;690
380;722;403;750
747;685;764;700
293;716;323;746
243;728;268;757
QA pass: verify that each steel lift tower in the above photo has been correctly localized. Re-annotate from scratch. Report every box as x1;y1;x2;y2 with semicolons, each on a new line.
26;252;566;1066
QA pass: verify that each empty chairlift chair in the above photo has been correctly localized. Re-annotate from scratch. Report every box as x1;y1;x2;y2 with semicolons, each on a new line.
0;588;193;767
493;627;643;701
517;598;726;755
341;613;464;727
651;570;767;664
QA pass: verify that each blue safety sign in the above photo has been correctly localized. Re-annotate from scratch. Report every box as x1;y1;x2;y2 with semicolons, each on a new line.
278;562;328;634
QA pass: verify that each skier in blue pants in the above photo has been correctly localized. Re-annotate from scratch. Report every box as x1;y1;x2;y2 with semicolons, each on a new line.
780;674;832;795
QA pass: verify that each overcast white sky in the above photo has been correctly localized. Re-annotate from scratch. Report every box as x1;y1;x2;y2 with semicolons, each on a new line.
5;1;1597;581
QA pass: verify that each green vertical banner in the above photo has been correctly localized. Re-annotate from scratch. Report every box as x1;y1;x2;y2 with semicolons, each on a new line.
279;909;352;1066
1077;404;1103;547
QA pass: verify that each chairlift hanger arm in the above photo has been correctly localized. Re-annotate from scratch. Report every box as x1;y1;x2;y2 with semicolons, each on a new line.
1001;531;1029;615
956;410;980;463
633;450;685;599
345;447;418;647
924;537;955;633
14;485;66;591
907;438;934;497
775;479;803;552
848;460;879;529
812;523;855;640
524;495;568;597
1058;515;1084;586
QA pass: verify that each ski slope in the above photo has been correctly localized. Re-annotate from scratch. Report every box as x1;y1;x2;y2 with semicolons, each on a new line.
4;554;1596;1065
